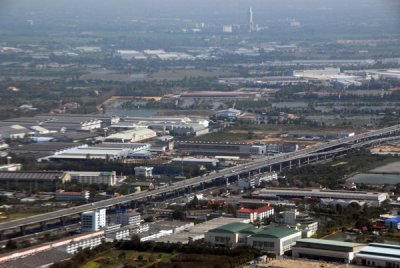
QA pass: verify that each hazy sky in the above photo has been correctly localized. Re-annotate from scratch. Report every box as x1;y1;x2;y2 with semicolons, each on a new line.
0;0;399;33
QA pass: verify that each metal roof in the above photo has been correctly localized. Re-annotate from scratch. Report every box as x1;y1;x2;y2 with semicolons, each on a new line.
208;222;251;233
297;238;365;249
250;226;299;239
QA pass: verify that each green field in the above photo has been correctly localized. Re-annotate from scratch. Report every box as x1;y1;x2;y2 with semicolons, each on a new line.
82;250;176;268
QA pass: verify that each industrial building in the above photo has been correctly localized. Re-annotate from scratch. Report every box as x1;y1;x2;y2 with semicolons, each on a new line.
65;171;117;186
204;222;301;255
0;171;65;185
55;190;90;202
355;243;400;267
176;142;267;156
43;143;150;161
292;239;365;263
105;128;157;143
171;157;219;167
254;188;388;204
0;114;119;132
118;116;210;137
179;91;257;100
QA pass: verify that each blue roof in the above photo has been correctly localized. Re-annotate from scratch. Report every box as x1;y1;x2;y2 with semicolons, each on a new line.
385;216;400;223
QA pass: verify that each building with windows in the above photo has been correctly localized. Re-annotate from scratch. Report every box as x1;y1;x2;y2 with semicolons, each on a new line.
55;190;90;202
247;226;302;255
204;222;301;255
65;171;117;186
237;205;274;223
58;234;103;254
81;209;106;232
134;166;154;178
355;243;400;267
292;239;365;263
110;211;141;226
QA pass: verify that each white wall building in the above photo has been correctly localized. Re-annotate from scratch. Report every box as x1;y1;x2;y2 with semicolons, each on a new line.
66;171;117;186
81;209;106;232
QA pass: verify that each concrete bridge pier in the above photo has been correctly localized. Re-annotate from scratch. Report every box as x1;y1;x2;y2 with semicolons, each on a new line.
40;222;47;232
279;163;282;172
269;166;272;173
298;159;301;167
20;226;26;236
60;216;67;226
0;231;5;241
307;157;310;164
289;160;292;169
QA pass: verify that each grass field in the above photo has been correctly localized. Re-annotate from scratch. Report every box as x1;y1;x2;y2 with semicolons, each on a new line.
82;250;176;268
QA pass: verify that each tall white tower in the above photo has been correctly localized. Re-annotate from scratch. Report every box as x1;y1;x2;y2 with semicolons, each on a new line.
248;7;254;32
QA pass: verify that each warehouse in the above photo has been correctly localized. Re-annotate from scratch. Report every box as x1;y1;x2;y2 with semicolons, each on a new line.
292;239;365;263
355;243;400;267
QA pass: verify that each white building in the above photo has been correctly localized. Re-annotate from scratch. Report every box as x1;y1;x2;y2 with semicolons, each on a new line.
247;227;302;255
237;205;274;223
134;166;154;178
279;210;318;238
105;128;157;143
81;209;106;232
66;171;117;186
58;235;103;254
355;243;400;267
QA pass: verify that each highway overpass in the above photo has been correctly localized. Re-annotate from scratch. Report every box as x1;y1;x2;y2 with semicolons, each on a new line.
0;124;399;236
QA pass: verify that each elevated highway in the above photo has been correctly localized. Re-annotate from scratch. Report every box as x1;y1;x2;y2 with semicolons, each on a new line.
0;124;399;235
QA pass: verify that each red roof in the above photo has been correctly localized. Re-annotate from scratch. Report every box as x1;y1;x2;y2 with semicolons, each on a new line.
237;208;255;214
238;205;273;214
254;205;273;213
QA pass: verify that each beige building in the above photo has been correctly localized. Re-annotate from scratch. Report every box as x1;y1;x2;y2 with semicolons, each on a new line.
105;128;156;143
64;171;117;186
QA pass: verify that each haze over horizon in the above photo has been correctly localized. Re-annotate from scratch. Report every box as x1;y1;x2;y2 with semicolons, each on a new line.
0;0;399;36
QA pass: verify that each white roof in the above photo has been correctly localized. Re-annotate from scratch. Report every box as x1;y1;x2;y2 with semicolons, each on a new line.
356;243;400;261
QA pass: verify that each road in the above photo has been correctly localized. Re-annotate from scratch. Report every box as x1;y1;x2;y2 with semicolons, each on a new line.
0;124;399;233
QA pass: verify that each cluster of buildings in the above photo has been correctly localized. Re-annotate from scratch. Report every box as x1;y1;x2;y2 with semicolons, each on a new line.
117;49;194;61
205;221;400;267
